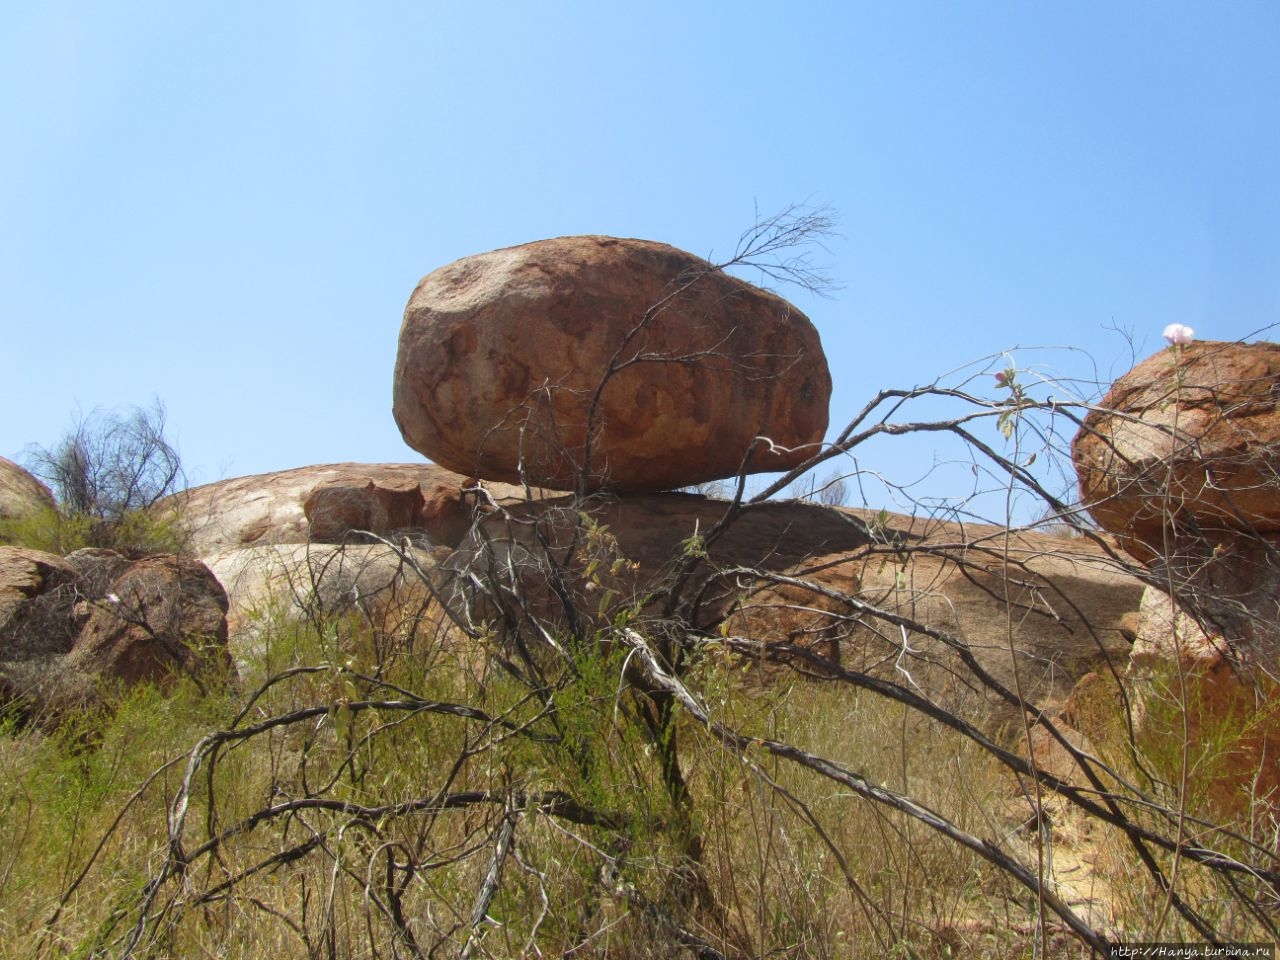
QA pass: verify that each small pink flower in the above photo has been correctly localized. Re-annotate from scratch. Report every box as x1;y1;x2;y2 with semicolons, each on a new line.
1163;323;1195;346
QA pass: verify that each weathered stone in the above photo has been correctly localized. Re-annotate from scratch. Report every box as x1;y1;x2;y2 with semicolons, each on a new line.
64;547;132;583
0;457;55;524
1;550;232;721
393;236;831;492
721;559;864;666
1074;340;1280;560
203;542;445;651
446;496;1141;711
1052;584;1280;819
1127;587;1280;816
0;547;79;658
1074;340;1280;671
304;478;425;542
68;554;232;691
162;463;540;555
818;513;1139;709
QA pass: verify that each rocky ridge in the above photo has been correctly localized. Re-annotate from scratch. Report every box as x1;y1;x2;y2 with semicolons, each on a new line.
7;236;1280;832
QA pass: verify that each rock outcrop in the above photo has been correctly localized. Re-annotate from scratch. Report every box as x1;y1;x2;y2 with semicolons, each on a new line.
203;542;445;665
158;461;1140;712
1127;586;1280;811
156;464;528;660
1074;340;1280;561
304;477;425;543
164;463;539;556
445;495;1141;711
393;236;831;492
0;547;79;659
1054;585;1280;819
67;554;231;691
1065;339;1280;818
1073;340;1280;671
0;547;232;721
0;457;55;524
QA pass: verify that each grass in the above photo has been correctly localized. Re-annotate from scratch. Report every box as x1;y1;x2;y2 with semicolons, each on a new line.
2;565;1278;959
0;505;189;557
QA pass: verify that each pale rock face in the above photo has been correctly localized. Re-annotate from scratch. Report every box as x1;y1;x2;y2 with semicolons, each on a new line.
393;236;832;492
202;542;447;664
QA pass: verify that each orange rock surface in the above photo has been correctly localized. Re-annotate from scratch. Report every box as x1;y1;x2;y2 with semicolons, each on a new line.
393;236;831;492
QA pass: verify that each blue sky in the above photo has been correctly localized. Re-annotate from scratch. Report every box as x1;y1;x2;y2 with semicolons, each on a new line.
3;3;1277;517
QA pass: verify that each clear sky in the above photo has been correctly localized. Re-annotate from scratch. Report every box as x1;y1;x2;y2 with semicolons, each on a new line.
3;3;1277;517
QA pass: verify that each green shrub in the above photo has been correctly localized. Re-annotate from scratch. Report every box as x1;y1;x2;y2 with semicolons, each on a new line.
19;400;189;556
0;504;186;556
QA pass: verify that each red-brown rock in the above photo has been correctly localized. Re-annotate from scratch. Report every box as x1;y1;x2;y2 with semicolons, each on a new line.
68;554;232;691
304;477;425;542
1074;340;1280;670
1127;587;1280;816
1074;340;1280;559
447;496;1140;710
393;236;831;492
1;549;232;721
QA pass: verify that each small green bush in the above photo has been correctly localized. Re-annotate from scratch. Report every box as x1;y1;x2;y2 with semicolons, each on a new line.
0;504;186;556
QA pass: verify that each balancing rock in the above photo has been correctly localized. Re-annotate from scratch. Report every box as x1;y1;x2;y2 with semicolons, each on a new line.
393;236;831;491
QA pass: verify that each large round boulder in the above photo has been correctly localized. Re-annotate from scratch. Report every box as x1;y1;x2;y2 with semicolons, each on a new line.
392;236;832;492
1073;340;1280;559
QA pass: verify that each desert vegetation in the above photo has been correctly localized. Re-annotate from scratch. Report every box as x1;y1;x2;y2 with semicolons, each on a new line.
3;401;187;557
2;216;1279;959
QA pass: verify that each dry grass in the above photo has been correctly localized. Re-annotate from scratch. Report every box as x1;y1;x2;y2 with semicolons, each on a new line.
2;581;1278;959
